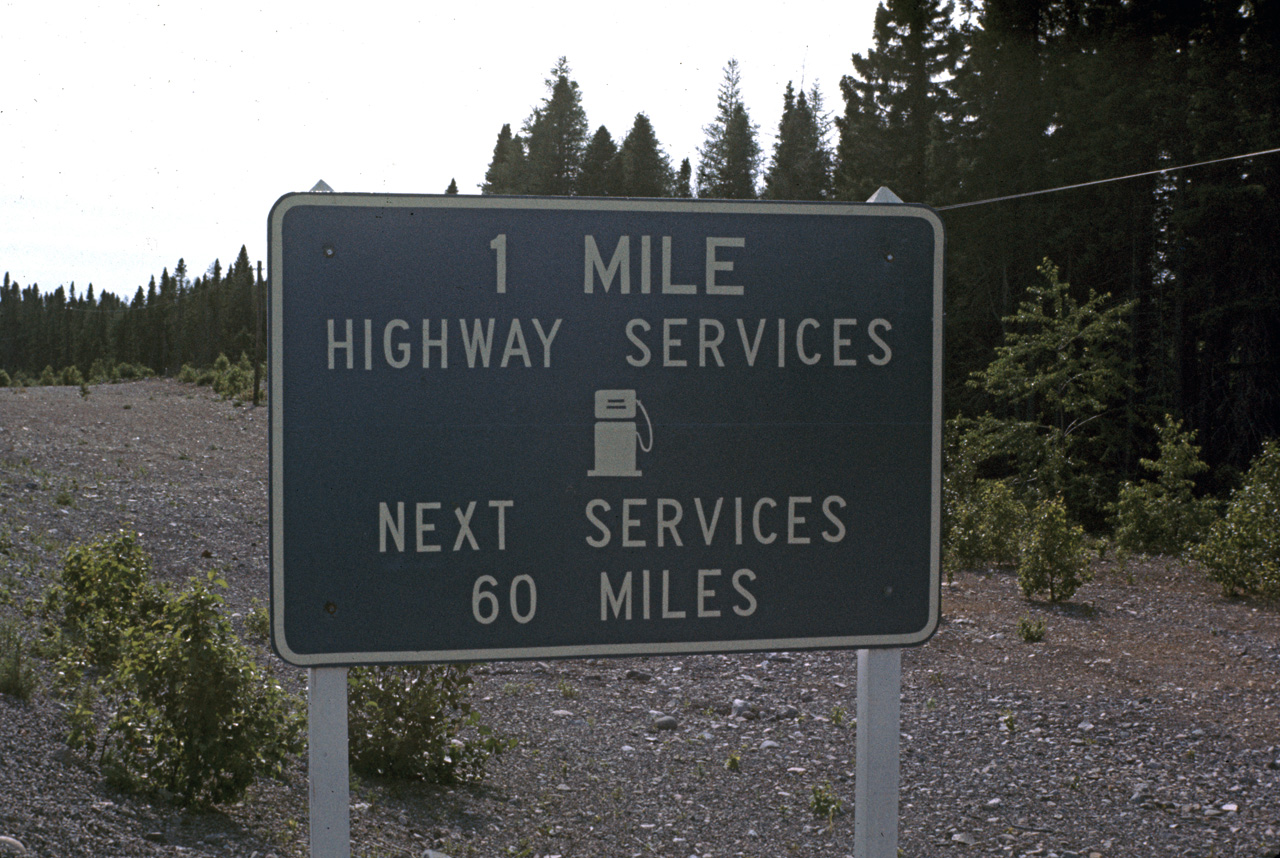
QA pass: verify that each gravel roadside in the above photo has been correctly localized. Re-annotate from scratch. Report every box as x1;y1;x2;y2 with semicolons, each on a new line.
1;379;1278;857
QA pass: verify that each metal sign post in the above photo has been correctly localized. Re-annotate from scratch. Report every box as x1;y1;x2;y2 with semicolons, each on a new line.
855;186;909;858
308;666;349;858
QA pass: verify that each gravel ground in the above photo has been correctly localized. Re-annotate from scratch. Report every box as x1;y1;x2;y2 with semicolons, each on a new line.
1;379;1278;858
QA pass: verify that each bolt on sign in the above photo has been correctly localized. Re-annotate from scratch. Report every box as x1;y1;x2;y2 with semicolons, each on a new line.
269;195;943;666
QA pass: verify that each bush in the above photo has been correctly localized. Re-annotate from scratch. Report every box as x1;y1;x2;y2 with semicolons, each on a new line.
809;781;843;825
946;477;1029;572
0;621;37;700
113;362;154;380
348;664;512;783
101;574;302;806
1112;415;1215;555
0;369;10;387
43;531;163;669
39;365;57;386
1017;496;1092;602
177;363;199;383
1016;616;1046;642
88;358;112;383
1194;441;1280;600
60;365;84;386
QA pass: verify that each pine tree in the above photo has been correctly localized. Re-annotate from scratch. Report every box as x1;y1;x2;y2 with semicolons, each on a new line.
523;57;589;196
674;158;693;198
577;126;623;196
763;82;833;200
834;0;961;203
696;59;762;199
445;179;459;194
617;113;673;197
481;124;528;195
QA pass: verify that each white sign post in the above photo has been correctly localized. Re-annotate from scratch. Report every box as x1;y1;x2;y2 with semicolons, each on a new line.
854;186;908;858
300;181;352;858
308;666;350;858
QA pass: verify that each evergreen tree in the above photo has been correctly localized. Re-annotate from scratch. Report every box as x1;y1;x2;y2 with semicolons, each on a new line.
523;57;589;196
617;113;673;197
577;126;623;196
481;124;528;195
674;158;694;198
696;59;762;199
834;0;961;204
445;179;459;195
763;82;833;200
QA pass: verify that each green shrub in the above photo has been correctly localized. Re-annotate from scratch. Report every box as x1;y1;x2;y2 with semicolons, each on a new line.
242;598;270;642
0;369;10;387
946;477;1029;572
101;573;302;806
195;367;217;386
216;365;252;401
1194;441;1280;600
177;364;199;383
210;352;256;401
1017;496;1092;602
347;664;512;783
39;365;57;386
60;365;84;386
809;781;843;825
1016;616;1046;642
0;621;37;700
88;358;112;383
43;531;163;669
116;362;139;380
1112;415;1215;555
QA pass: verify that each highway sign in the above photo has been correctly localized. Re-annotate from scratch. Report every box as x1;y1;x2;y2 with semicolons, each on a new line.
269;194;943;665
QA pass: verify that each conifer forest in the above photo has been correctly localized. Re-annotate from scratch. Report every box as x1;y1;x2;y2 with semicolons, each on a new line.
3;0;1278;525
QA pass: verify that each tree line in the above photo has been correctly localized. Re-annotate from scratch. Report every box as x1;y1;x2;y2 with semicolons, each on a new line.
4;0;1278;490
0;247;263;382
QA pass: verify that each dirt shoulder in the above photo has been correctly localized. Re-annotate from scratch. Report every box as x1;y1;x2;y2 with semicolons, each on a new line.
1;380;1278;857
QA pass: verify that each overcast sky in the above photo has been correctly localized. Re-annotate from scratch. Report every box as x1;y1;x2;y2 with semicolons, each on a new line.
2;1;878;299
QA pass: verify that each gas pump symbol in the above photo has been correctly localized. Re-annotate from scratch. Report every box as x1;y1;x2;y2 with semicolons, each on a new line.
587;390;653;477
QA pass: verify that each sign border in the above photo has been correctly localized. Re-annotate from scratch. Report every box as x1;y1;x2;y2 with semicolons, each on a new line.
269;193;944;666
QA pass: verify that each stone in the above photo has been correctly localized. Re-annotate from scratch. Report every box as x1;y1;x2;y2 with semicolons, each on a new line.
760;740;781;750
951;832;976;845
0;836;26;855
654;715;679;731
625;669;652;682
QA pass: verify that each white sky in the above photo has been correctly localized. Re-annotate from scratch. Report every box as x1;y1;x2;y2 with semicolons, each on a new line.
2;1;877;299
